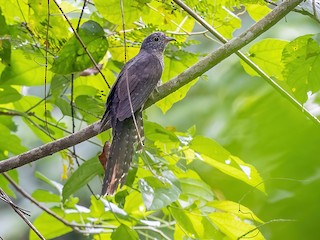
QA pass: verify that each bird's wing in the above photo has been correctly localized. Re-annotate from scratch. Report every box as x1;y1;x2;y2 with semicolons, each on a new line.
115;52;163;121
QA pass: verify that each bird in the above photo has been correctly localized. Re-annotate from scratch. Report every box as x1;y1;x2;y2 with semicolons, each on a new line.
99;32;175;196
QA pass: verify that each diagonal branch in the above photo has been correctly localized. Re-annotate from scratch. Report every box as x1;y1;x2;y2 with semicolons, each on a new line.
0;0;304;173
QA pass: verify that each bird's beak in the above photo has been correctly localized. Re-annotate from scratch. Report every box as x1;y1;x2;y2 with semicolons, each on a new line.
165;36;176;42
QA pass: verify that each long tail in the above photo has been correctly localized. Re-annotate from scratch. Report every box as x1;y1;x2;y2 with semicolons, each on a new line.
101;112;143;196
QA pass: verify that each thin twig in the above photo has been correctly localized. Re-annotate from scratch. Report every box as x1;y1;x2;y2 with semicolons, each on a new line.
44;0;51;140
76;0;87;30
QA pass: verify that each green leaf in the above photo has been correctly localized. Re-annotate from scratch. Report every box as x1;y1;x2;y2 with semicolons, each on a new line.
138;175;181;210
0;39;11;65
209;200;264;223
35;171;63;195
282;34;320;102
0;86;21;103
189;136;265;193
1;49;52;85
51;20;108;74
111;224;139;240
30;211;72;240
179;177;214;202
0;170;18;197
1;0;28;24
31;189;60;203
183;1;240;38
50;75;70;100
62;157;104;201
0;123;27;154
94;0;144;28
144;121;179;143
123;191;146;217
144;1;195;32
241;38;288;80
213;7;241;39
75;95;105;118
171;207;224;239
156;51;199;113
90;195;105;218
55;97;72;116
209;212;265;240
28;0;71;46
246;4;271;22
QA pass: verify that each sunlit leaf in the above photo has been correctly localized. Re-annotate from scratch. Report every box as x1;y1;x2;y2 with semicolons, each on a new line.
213;7;241;39
210;212;265;240
123;191;146;218
1;0;28;23
246;3;271;22
209;200;264;223
111;224;139;240
32;189;61;203
0;170;18;198
171;207;224;239
0;123;27;154
28;0;72;47
144;1;195;33
94;0;143;28
156;50;199;113
241;38;288;80
189;136;265;193
30;211;72;240
1;49;52;86
89;195;105;218
282;34;320;102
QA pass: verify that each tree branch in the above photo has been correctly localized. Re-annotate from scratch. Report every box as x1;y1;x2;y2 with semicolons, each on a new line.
0;0;304;173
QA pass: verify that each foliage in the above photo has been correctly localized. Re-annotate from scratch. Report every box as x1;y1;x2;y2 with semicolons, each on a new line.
1;0;319;240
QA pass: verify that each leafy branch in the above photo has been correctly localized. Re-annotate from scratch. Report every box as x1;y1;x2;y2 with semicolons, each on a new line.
0;0;304;173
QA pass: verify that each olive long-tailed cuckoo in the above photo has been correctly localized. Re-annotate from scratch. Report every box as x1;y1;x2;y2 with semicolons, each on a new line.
99;32;175;196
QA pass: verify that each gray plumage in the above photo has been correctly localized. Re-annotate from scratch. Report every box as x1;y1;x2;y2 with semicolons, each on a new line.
100;32;175;196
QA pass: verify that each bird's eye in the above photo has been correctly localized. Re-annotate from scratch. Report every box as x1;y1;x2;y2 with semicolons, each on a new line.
154;37;159;41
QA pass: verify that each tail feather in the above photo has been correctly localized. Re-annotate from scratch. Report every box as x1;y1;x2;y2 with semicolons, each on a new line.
101;116;136;196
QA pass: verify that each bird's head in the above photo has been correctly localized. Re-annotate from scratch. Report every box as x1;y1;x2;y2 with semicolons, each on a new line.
140;32;175;53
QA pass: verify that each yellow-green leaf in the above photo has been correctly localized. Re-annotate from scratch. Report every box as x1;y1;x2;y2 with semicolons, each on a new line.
241;38;289;80
190;136;265;193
